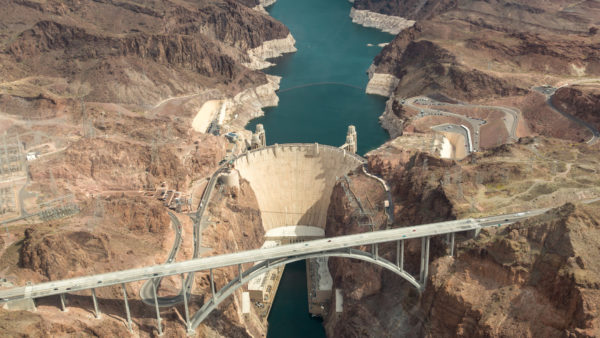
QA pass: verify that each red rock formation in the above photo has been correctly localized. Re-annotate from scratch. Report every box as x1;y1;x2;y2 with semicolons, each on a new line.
552;85;600;130
353;0;457;20
420;203;600;337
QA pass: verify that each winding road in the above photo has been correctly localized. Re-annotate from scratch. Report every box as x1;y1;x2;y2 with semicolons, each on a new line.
406;97;484;151
0;207;560;304
138;165;227;307
406;96;522;152
533;85;599;145
139;212;183;306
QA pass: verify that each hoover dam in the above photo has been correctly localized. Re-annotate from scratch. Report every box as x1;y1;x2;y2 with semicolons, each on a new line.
233;144;365;230
2;0;600;336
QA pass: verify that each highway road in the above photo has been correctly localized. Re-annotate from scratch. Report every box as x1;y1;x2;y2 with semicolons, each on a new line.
464;102;520;142
361;165;394;225
532;86;599;145
431;124;472;154
139;212;183;306
136;165;226;307
407;96;522;150
407;96;484;151
135;144;357;307
0;208;549;303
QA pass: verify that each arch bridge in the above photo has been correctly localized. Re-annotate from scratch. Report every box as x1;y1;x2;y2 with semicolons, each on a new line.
0;209;547;335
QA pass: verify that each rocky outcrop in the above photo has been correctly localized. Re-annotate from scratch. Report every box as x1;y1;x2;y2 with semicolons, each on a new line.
243;33;297;70
378;97;406;138
28;133;226;194
352;0;457;20
371;39;528;101
349;8;415;35
420;203;600;336
221;74;281;129
7;20;266;104
9;21;238;79
365;64;400;97
323;162;452;336
102;196;170;234
19;228;112;280
200;179;267;337
363;0;599;147
0;0;292;110
552;85;600;130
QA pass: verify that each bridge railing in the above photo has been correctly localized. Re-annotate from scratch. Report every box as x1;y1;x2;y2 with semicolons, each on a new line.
0;208;552;303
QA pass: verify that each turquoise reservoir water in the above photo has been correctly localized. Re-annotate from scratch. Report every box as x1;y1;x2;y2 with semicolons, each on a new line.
247;0;394;155
256;0;396;337
266;261;324;338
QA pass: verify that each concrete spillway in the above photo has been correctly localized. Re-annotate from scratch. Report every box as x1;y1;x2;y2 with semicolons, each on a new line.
233;144;364;231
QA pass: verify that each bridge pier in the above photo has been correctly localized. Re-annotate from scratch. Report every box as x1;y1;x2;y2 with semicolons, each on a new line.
373;243;378;259
238;264;243;285
419;238;425;282
122;283;133;333
210;269;216;302
152;281;163;336
449;233;455;256
181;274;191;334
424;236;430;284
396;240;404;270
419;236;431;284
91;288;101;319
59;293;67;312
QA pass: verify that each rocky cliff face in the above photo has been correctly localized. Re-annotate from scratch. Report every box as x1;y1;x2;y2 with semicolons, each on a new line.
366;0;600;139
552;85;600;130
196;179;267;337
419;203;600;337
353;0;457;20
0;0;292;110
19;228;112;281
323;162;451;337
372;38;529;101
8;20;255;96
11;194;171;283
0;0;290;336
323;137;600;337
366;146;456;225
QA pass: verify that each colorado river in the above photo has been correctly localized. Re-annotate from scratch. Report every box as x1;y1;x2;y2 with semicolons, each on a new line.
250;0;396;336
247;0;393;155
266;261;324;338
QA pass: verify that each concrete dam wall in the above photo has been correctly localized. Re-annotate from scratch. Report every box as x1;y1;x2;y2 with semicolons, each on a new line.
233;144;365;231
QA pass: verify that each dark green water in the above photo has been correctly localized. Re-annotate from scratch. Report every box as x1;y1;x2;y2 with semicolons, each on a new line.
247;0;394;155
257;0;395;336
266;261;324;338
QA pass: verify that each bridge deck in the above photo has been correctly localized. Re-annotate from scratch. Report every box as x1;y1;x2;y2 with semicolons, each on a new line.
0;208;548;302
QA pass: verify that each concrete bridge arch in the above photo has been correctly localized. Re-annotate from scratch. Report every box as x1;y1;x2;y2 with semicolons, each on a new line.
188;248;422;331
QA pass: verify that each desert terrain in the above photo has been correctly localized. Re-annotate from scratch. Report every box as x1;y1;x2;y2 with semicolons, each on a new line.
0;0;599;337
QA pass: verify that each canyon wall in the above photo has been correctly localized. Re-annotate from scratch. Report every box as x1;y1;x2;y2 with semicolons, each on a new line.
349;8;414;35
420;203;600;336
0;0;295;337
323;137;600;337
552;85;600;130
364;0;600;139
